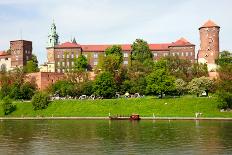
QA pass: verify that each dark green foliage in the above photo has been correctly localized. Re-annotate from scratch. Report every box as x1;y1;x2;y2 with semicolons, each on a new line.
80;81;93;96
74;54;88;71
105;45;123;63
31;92;50;110
20;82;37;100
93;72;116;98
216;51;232;109
146;66;176;98
98;45;123;73
1;96;16;115
131;39;153;62
51;80;76;97
217;91;232;109
24;54;39;73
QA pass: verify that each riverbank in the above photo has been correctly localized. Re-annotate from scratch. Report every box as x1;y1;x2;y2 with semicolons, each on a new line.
0;96;232;118
1;116;232;120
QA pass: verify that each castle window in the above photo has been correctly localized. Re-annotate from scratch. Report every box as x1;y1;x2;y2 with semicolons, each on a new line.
186;52;189;56
94;61;98;65
153;53;157;57
62;62;65;66
182;52;184;56
84;54;88;58
124;53;128;58
163;53;168;56
57;54;60;58
94;53;98;59
123;61;128;65
67;54;69;59
71;54;74;58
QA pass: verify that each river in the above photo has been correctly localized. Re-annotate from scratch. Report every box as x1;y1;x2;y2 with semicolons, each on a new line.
0;120;232;155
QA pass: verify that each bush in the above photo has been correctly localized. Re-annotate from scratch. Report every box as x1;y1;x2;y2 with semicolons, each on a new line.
1;96;16;115
31;92;50;110
217;91;232;109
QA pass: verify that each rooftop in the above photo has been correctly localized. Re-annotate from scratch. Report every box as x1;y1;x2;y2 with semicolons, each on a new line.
199;20;220;29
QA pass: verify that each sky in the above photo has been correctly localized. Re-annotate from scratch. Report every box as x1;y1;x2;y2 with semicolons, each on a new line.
0;0;231;64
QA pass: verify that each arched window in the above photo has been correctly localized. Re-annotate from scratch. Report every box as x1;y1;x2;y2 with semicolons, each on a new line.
1;64;6;72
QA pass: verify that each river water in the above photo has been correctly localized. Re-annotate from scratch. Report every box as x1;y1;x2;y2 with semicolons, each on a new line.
0;120;232;155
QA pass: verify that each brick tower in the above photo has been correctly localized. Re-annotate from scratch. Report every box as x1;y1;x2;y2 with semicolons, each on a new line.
10;40;32;68
198;20;220;71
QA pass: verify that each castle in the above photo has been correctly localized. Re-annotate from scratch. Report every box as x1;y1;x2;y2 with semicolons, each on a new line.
0;20;220;90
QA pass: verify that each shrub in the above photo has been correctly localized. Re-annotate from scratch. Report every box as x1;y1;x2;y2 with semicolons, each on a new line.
217;91;232;109
31;92;50;110
1;96;16;115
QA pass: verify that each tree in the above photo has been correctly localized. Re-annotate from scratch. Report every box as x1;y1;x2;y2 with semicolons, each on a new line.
98;45;123;74
93;72;116;98
51;80;76;97
131;39;153;63
74;54;88;71
67;54;89;83
162;55;192;81
175;79;187;96
1;96;16;115
24;54;39;73
146;68;176;98
187;76;213;97
31;92;50;110
190;63;208;78
216;51;232;109
105;45;123;63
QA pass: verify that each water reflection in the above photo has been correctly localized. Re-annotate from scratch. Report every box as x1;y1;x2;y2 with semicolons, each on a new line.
0;120;232;154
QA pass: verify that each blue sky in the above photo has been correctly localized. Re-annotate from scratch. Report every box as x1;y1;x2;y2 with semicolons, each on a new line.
0;0;231;64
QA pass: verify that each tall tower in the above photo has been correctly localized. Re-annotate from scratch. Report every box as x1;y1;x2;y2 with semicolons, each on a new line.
47;21;59;48
198;20;220;71
10;40;32;68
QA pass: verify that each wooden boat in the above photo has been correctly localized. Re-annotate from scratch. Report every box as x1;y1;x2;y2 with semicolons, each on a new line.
109;114;141;120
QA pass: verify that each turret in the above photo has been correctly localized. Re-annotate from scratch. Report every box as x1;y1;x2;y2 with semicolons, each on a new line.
198;20;220;71
47;21;59;48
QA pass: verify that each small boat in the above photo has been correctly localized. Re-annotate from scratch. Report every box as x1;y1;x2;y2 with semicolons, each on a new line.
109;114;141;120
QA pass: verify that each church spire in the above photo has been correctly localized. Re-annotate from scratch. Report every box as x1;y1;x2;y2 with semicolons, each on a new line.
72;37;77;44
47;21;59;48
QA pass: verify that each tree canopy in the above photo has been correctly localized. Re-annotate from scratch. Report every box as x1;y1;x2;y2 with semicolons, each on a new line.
131;39;153;62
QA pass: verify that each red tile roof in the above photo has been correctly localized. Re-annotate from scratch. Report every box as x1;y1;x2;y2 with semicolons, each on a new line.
170;37;194;46
56;42;81;48
200;20;220;29
57;38;194;52
0;51;10;56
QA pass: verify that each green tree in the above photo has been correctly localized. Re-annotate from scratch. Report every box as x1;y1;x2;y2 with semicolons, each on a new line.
105;45;123;63
131;39;153;63
162;55;192;81
24;54;39;73
93;72;116;98
216;51;232;109
146;68;176;98
187;76;213;97
31;92;50;110
51;80;76;97
74;54;88;71
98;45;123;73
175;79;187;96
1;96;16;115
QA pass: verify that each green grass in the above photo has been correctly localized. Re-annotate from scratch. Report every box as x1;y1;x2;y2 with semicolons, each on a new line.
0;96;232;117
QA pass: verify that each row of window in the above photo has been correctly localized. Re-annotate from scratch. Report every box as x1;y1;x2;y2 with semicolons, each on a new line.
153;52;193;57
56;53;129;59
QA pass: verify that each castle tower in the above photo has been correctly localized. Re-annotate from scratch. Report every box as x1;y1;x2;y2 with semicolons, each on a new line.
47;21;59;48
10;40;32;68
198;20;220;71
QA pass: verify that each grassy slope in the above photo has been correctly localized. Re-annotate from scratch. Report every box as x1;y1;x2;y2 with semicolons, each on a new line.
0;96;232;117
